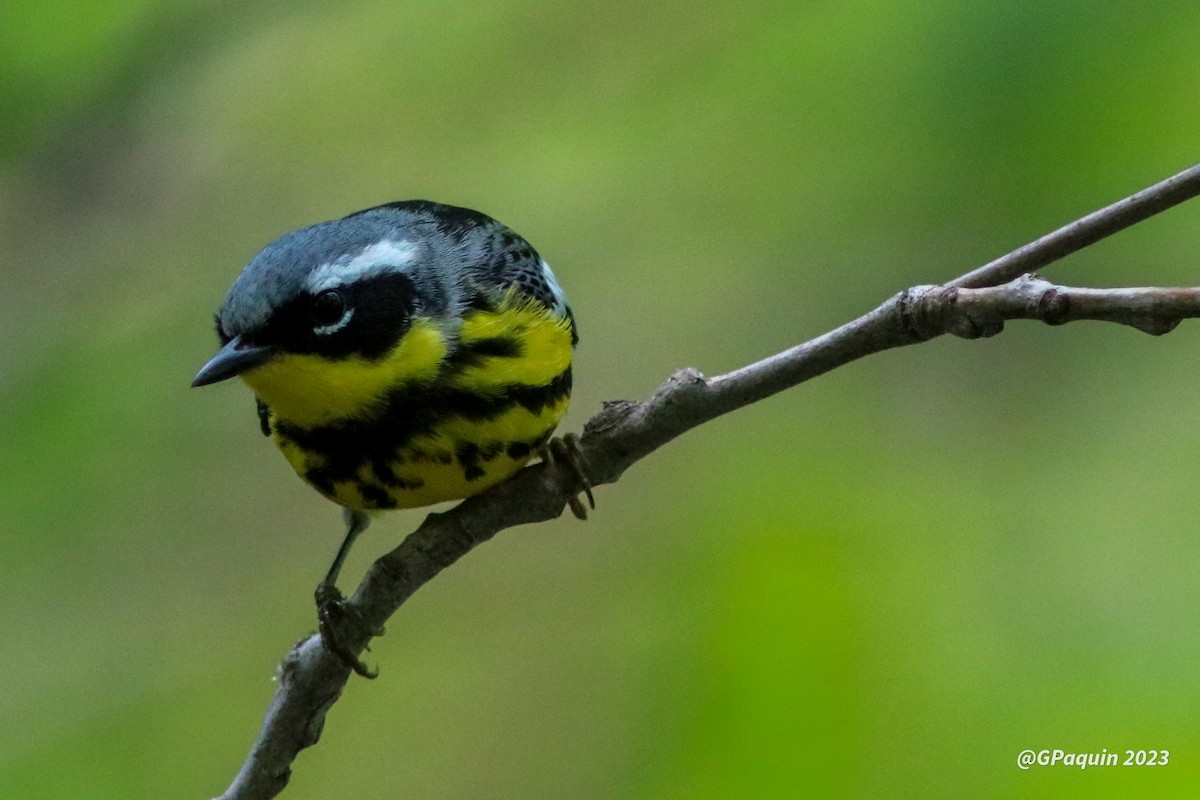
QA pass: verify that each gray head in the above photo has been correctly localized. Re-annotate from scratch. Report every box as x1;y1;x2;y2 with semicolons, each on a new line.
193;200;561;386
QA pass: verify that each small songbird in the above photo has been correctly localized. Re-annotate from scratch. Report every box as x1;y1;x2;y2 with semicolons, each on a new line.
193;201;590;674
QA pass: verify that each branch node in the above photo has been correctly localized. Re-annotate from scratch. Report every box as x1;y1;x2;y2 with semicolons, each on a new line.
1128;316;1182;336
668;367;707;391
900;285;1002;340
962;315;1005;339
649;367;708;408
1036;284;1070;326
897;285;948;341
583;399;639;437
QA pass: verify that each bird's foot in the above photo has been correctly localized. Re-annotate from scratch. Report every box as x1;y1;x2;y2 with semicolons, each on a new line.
539;432;595;520
315;580;384;679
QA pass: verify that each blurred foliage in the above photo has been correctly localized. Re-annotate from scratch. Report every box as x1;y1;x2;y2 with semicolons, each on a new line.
3;1;1200;798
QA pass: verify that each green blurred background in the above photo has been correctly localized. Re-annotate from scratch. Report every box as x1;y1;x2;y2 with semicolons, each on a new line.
3;1;1200;797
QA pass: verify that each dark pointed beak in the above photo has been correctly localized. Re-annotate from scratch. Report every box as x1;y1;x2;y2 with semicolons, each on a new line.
192;335;278;387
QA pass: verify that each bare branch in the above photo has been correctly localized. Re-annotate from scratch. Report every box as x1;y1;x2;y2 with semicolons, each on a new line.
933;278;1200;336
214;164;1200;800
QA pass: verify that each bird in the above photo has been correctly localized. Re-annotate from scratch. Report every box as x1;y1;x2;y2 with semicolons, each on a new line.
193;200;592;675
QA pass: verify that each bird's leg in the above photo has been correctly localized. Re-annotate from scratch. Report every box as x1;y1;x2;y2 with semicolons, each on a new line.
539;432;595;520
325;507;370;587
315;509;382;678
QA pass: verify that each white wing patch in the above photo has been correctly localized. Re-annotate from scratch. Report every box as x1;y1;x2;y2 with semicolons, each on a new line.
540;258;569;315
306;239;418;294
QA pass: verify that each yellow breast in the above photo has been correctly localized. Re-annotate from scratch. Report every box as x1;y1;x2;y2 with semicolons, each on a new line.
242;295;575;511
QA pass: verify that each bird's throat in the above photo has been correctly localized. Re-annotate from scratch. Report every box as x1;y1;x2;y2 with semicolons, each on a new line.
241;319;448;427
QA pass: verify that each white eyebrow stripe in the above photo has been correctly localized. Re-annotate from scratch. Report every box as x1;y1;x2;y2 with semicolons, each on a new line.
540;258;568;315
305;239;418;293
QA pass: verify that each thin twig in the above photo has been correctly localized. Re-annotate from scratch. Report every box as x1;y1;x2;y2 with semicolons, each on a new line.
213;163;1200;800
949;162;1200;289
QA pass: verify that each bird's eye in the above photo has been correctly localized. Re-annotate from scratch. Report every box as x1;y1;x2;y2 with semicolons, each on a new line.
311;290;347;328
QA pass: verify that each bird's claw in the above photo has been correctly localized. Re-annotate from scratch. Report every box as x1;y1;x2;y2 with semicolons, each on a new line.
315;580;383;679
540;432;595;520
